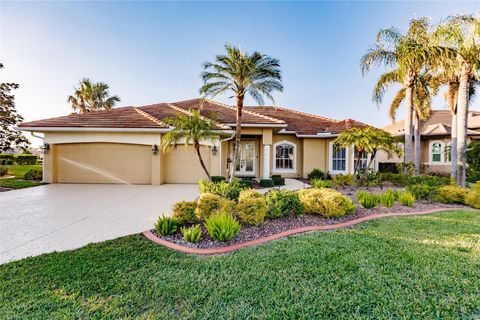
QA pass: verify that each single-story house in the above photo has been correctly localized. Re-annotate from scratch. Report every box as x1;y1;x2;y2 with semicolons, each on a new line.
17;98;369;184
378;110;480;174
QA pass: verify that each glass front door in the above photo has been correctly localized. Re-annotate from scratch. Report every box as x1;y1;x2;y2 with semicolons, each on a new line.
234;142;255;176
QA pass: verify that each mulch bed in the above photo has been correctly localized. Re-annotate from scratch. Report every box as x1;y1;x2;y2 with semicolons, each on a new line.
149;199;467;250
0;187;12;192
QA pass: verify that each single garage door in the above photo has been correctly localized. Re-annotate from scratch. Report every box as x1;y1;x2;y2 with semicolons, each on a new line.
56;143;152;184
165;146;210;183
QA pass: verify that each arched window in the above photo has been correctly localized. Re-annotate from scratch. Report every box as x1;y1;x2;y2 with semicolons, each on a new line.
430;141;444;163
273;141;296;172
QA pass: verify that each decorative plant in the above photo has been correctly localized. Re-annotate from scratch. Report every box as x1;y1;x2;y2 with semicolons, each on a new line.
310;179;333;189
236;195;267;226
398;191;415;207
180;225;202;243
198;178;247;200
435;185;468;204
195;193;235;220
204;212;240;242
154;215;180;236
356;191;381;209
380;192;396;208
265;189;304;219
172;201;198;224
298;188;357;218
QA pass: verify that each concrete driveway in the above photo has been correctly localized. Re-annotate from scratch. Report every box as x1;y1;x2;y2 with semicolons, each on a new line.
0;184;199;264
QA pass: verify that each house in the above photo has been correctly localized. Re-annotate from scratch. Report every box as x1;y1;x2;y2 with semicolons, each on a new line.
17;98;368;184
378;110;480;174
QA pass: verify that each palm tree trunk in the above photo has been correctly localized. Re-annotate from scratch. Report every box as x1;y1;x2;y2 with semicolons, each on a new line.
413;111;421;175
450;111;458;180
229;95;244;182
456;62;471;187
195;142;211;181
404;83;414;164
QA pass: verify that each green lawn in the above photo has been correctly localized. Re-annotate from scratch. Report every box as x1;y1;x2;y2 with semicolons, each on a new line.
6;164;42;178
1;210;479;319
0;165;44;189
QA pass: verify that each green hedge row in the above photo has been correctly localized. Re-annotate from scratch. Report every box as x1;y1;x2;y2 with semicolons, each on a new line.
0;154;38;165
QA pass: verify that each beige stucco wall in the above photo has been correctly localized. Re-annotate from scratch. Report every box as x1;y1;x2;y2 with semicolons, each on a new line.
271;134;303;178
164;145;211;183
302;139;328;177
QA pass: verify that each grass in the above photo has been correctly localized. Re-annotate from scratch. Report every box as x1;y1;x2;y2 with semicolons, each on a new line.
0;165;43;189
1;210;479;319
5;164;42;178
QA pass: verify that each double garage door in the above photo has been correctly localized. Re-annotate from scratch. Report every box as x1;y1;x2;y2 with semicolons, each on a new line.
55;143;210;184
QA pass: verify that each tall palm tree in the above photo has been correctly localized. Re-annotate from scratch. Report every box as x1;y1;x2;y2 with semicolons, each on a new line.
200;44;283;181
161;110;218;181
361;17;449;165
435;15;480;187
68;78;120;113
372;68;435;174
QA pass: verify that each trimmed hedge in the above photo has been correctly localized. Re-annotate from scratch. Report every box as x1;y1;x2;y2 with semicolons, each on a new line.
259;179;274;187
378;162;399;173
272;176;285;186
0;154;15;165
15;155;38;165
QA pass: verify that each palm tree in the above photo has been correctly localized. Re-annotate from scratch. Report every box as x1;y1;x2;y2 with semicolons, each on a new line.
200;44;283;181
68;78;120;113
372;68;435;174
161;110;218;181
434;15;480;187
361;17;449;166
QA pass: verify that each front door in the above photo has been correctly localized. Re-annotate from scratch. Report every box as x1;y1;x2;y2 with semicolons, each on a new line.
234;141;256;176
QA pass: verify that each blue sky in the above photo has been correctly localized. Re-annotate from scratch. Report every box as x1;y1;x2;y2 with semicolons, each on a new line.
1;1;479;145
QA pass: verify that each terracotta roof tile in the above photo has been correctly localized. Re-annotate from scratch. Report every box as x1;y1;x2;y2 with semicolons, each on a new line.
18;107;168;128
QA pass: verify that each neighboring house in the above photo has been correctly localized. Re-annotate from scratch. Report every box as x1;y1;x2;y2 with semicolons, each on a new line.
378;110;480;174
17;98;368;185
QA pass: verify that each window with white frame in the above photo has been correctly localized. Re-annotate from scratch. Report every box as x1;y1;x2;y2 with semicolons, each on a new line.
274;141;296;172
430;141;443;163
331;144;347;172
446;142;452;162
354;148;368;170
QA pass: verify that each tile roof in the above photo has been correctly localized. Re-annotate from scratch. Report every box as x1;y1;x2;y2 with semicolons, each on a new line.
245;106;367;135
18;107;169;128
18;98;370;135
382;110;480;137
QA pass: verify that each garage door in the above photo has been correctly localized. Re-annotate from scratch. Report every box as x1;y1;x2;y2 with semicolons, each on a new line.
165;146;210;183
56;143;152;184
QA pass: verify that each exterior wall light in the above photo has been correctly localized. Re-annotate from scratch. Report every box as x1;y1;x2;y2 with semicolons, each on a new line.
152;144;158;155
212;145;217;156
42;143;50;154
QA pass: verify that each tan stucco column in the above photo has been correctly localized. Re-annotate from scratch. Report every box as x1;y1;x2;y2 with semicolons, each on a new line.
42;145;55;183
262;128;273;179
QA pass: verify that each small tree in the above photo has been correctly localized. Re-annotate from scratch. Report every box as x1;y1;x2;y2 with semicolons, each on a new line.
334;127;402;181
161;110;219;181
0;63;29;152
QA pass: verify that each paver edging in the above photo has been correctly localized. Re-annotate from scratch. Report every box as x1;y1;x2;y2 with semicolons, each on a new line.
143;208;478;255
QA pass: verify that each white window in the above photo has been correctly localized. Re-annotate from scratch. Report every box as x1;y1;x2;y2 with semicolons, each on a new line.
273;141;296;173
429;141;445;164
354;149;368;170
330;143;347;173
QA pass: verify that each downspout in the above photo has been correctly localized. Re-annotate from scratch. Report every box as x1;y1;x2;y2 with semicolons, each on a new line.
219;132;235;179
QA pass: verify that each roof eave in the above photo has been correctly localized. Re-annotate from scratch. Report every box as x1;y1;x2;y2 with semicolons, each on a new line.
226;123;287;128
15;126;172;133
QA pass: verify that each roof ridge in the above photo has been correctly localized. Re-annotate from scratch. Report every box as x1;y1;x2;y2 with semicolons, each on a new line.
134;107;169;128
167;103;230;129
249;105;340;123
204;98;285;124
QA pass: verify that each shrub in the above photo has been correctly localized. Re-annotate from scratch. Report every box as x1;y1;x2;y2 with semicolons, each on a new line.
398;191;415;207
465;182;480;209
238;189;262;201
380;192;395;208
310;179;333;188
407;175;450;187
236;197;266;226
378;173;408;186
195;193;235;220
180;225;202;243
172;201;197;224
265;189;304;219
406;184;438;201
271;174;281;179
333;174;354;187
198;178;246;200
154;215;179;236
356;169;381;187
298;188;357;218
272;176;285;186
15;154;37;165
356;191;381;209
204;212;240;241
0;166;8;176
23;169;42;181
378;162;399;173
0;154;15;165
259;179;274;187
211;176;226;183
435;186;468;204
239;179;254;189
308;168;328;181
397;162;415;175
